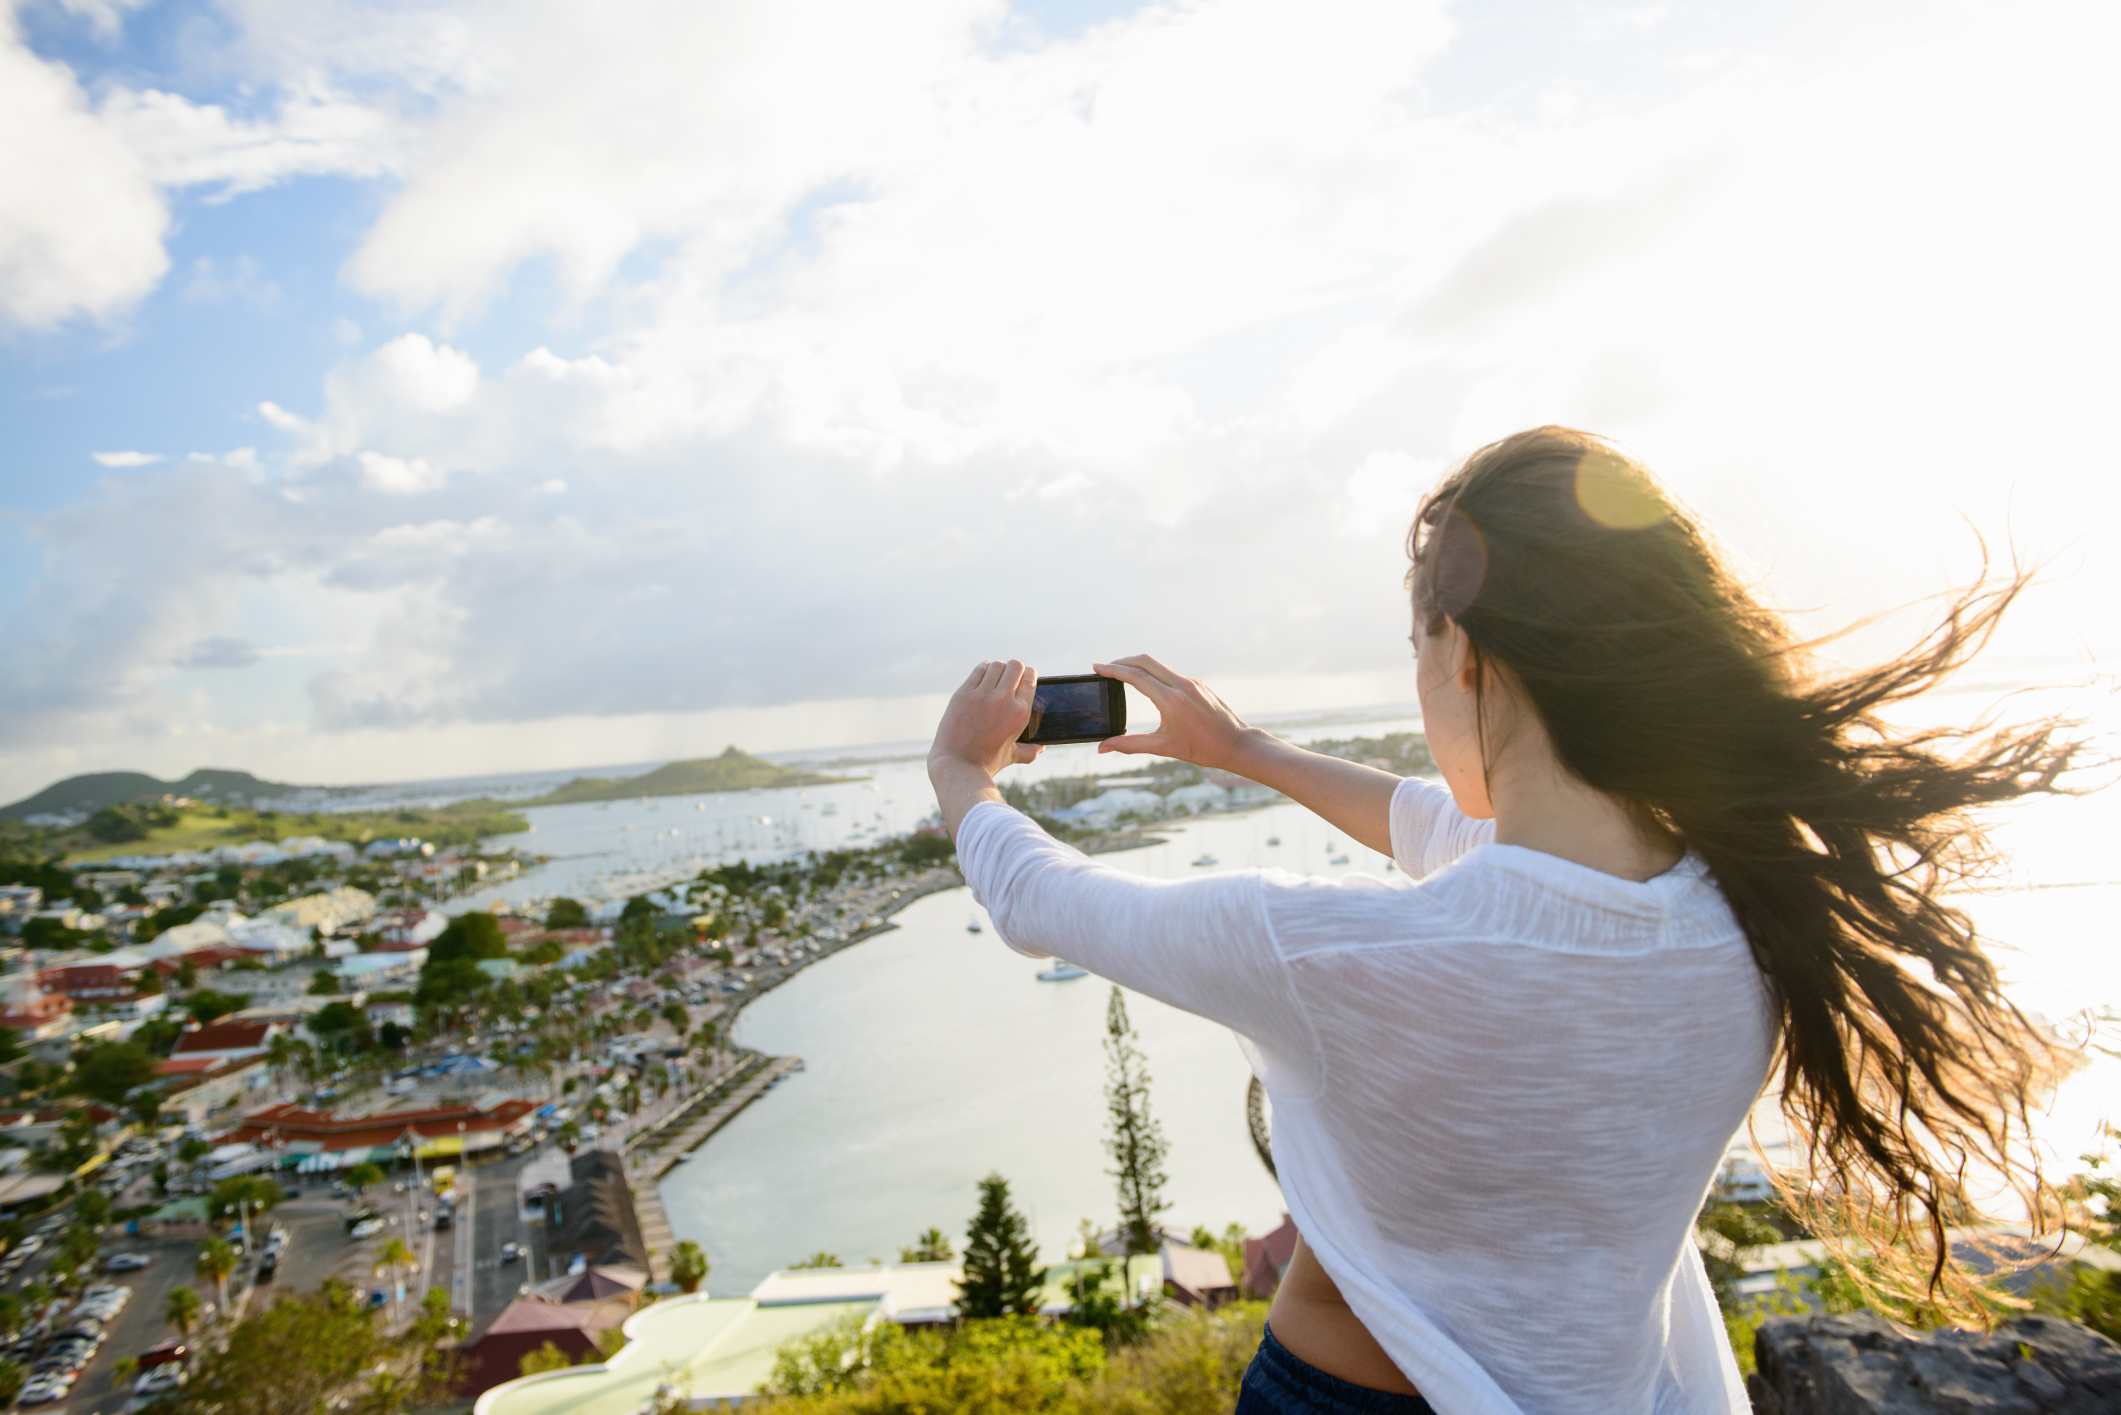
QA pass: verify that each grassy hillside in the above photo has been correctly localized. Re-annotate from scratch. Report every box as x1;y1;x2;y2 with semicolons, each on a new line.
0;767;316;821
53;799;529;864
524;746;862;806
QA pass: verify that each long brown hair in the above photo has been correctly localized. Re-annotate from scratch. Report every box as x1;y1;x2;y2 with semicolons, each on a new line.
1403;425;2106;1326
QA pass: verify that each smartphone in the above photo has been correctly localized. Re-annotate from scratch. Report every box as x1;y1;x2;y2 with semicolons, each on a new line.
1018;672;1127;745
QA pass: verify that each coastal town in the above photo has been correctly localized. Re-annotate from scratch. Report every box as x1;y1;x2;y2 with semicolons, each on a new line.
0;748;1386;1411
2;732;2115;1412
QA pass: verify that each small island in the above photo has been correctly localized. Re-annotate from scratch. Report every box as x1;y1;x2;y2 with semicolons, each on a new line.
522;745;863;807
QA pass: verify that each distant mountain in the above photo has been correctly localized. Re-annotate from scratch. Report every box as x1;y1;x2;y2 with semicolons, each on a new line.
0;768;306;821
523;746;861;806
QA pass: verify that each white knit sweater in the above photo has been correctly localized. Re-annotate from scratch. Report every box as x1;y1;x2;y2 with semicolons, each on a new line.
955;774;1777;1414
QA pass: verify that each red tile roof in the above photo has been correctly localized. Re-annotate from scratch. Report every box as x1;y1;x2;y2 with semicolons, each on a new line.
172;1019;276;1054
221;1098;539;1152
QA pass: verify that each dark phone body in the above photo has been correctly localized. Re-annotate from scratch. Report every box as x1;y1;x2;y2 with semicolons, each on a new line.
1018;673;1126;745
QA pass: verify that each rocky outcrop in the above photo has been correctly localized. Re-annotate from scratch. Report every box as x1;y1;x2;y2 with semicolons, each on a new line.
1748;1311;2121;1413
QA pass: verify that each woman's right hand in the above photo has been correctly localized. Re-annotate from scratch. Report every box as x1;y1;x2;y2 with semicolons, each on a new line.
1091;655;1261;772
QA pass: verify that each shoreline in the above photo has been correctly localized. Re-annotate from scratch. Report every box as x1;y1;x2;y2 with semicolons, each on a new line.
642;819;1190;1205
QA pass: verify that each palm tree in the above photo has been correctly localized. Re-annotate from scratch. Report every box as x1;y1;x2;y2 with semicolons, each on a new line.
375;1238;418;1322
165;1284;202;1340
196;1238;237;1313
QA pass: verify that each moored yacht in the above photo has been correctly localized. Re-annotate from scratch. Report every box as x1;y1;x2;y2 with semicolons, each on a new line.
1037;961;1088;981
966;916;984;934
1190;852;1219;867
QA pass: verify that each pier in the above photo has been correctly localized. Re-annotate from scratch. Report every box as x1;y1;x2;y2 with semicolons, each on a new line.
629;1054;803;1180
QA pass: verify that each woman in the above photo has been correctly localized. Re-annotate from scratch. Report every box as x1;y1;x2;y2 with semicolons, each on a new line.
926;426;2091;1413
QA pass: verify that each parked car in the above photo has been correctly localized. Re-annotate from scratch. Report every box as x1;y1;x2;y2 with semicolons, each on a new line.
17;1374;71;1405
499;1241;523;1264
255;1253;278;1284
104;1251;152;1272
349;1217;385;1240
136;1340;190;1369
134;1364;187;1395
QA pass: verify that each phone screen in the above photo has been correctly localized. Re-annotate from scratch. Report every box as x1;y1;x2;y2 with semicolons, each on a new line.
1027;679;1117;742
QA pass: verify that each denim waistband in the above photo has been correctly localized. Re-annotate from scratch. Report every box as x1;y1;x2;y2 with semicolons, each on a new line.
1241;1321;1439;1414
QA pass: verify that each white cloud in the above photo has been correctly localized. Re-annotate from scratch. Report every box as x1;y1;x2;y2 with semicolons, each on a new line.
356;451;446;495
97;83;403;200
0;6;168;330
4;0;2119;800
91;449;161;467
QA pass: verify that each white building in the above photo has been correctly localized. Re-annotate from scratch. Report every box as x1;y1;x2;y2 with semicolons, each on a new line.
266;887;376;937
1054;787;1167;826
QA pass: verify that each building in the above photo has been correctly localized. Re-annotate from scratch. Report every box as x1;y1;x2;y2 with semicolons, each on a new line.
154;1057;274;1129
170;1018;286;1064
35;955;147;1002
222;1096;540;1168
264;886;376;937
374;909;448;949
1160;1240;1238;1308
0;973;72;1043
1242;1213;1300;1298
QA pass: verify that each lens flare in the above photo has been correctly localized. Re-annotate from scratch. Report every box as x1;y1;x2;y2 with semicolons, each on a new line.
1573;448;1666;530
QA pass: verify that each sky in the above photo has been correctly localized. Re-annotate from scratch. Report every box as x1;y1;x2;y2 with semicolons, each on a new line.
2;0;2116;802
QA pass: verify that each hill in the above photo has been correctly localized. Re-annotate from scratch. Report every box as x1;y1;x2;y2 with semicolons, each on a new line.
523;746;861;806
0;767;309;821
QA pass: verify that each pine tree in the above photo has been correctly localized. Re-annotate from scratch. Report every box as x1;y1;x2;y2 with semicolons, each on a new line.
1104;986;1171;1258
956;1172;1044;1318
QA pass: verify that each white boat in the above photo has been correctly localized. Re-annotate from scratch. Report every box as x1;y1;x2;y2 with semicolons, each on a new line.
1328;853;1350;865
1037;962;1088;982
1265;835;1281;846
1190;853;1218;867
966;917;984;934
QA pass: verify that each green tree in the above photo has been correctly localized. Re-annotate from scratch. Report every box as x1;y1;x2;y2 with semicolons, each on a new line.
431;911;508;961
792;1251;844;1270
760;1312;1104;1408
168;1277;457;1415
74;1187;114;1228
72;1040;155;1104
165;1284;202;1339
0;1357;22;1406
344;1162;384;1197
209;1175;284;1224
956;1173;1044;1319
518;1341;577;1376
197;1237;239;1311
1103;987;1170;1259
898;1227;954;1264
544;898;590;930
185;989;246;1024
669;1240;710;1294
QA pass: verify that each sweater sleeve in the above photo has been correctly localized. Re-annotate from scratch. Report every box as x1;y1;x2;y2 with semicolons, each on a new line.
954;800;1321;1088
1387;774;1495;879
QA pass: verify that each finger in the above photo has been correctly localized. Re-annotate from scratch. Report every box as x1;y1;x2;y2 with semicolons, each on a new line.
977;660;1004;691
1094;660;1176;708
1134;653;1192;689
1010;742;1041;764
1097;733;1162;755
1104;654;1182;692
1014;666;1037;702
1000;659;1027;696
963;662;987;689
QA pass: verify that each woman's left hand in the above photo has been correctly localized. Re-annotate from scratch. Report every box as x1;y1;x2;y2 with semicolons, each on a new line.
929;659;1045;779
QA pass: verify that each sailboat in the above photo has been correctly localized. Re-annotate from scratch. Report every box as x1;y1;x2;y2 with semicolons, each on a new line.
1328;852;1351;865
966;916;984;934
1037;961;1088;982
1265;835;1281;846
1190;852;1219;867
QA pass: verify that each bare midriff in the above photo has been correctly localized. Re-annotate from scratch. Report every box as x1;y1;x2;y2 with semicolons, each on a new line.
1266;1231;1426;1399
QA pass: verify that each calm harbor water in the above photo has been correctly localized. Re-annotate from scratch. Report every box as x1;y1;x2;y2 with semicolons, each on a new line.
451;682;2117;1293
